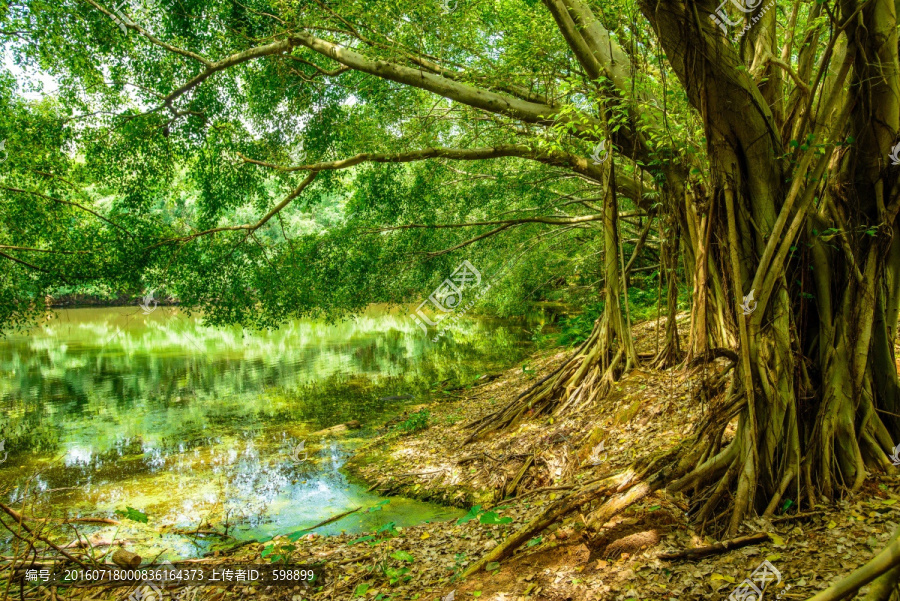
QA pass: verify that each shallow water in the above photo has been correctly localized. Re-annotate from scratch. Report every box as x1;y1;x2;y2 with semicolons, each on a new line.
0;305;537;558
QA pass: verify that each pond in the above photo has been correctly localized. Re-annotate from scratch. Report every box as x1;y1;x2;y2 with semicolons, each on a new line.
0;305;538;559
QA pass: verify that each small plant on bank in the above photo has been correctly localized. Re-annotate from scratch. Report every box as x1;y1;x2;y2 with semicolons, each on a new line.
449;553;468;583
348;520;399;546
456;505;513;525
395;410;429;433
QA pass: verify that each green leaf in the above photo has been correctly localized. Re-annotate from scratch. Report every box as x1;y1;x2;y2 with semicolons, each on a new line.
526;536;543;548
349;535;376;545
369;500;391;512
390;550;415;562
114;507;148;524
355;583;370;596
457;505;482;524
377;521;397;533
479;511;513;525
486;562;501;571
287;529;311;542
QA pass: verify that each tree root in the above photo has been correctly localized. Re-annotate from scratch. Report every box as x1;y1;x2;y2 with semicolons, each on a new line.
861;563;900;601
806;525;900;601
657;532;770;560
465;317;626;442
461;472;627;578
463;442;688;577
862;523;900;601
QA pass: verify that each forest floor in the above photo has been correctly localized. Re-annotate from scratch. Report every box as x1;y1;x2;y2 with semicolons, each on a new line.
89;316;900;600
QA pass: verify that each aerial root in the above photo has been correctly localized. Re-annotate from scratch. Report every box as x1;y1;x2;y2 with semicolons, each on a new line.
465;319;627;443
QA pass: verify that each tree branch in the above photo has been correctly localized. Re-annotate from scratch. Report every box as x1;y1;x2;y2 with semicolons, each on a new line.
289;32;603;136
148;172;318;248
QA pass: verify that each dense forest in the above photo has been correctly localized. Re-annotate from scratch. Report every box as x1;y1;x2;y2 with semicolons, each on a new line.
2;0;900;599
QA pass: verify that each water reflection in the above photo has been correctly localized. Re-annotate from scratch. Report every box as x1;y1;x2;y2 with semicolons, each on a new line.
0;306;535;557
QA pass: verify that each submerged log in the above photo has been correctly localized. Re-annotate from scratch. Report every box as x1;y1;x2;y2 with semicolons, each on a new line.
311;420;362;436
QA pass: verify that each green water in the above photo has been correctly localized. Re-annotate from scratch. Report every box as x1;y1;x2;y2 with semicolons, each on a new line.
0;306;536;558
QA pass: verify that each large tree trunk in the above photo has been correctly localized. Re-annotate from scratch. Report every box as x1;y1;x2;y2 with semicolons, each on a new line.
465;0;899;550
637;0;900;533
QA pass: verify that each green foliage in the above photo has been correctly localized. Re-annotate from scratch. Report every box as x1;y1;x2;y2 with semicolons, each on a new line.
287;529;312;542
348;519;398;546
260;540;298;564
348;535;377;545
389;550;415;562
553;284;691;347
0;0;705;344
114;507;148;523
557;302;605;346
479;511;513;525
395;410;429;433
457;505;483;525
377;521;398;534
457;505;513;525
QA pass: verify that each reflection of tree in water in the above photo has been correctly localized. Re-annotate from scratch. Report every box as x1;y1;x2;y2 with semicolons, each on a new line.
0;308;534;548
0;309;533;463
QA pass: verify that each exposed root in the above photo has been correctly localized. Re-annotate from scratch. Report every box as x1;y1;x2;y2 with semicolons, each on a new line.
461;471;628;578
466;316;627;442
462;440;691;576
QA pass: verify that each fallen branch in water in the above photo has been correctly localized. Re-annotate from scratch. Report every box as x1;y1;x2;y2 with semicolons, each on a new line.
0;505;119;526
304;507;362;532
0;504;90;568
169;528;233;538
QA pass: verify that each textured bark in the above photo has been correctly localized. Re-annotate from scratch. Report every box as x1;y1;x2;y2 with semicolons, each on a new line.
635;0;900;532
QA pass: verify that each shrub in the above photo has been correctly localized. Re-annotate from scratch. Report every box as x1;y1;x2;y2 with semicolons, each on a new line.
396;410;429;432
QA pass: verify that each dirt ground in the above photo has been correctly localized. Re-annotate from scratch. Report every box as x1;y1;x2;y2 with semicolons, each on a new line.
98;315;900;601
